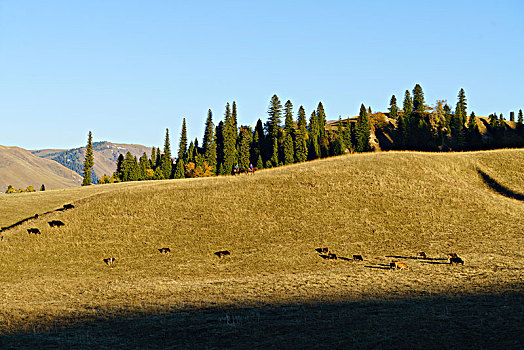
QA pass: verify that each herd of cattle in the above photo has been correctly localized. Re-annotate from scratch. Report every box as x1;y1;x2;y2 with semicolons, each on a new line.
314;247;464;269
15;202;466;269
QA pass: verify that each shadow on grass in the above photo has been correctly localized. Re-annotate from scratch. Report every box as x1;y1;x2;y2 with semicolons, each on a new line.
477;168;524;201
385;255;448;261
364;265;391;270
1;292;522;348
419;261;451;265
0;204;75;232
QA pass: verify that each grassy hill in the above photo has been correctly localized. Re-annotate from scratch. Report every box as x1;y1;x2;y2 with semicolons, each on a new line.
0;145;82;191
0;149;523;348
32;141;152;182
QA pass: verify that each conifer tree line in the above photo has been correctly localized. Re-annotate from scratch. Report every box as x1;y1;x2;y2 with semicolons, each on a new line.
103;88;523;183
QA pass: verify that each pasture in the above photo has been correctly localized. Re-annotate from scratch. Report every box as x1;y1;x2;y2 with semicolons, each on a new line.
0;150;523;348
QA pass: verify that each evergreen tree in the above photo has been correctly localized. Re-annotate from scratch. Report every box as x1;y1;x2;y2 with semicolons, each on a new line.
518;109;523;128
221;103;237;174
174;119;188;179
294;106;308;162
159;128;173;179
232;101;239;147
412;84;425;113
150;147;157;169
215;121;224;173
121;152;139;182
238;126;252;169
115;154;125;180
202;109;217;174
40;184;45;191
138;152;151;180
396;115;407;149
355;104;371;152
82;131;94;186
467;111;477;130
317;102;329;157
403;90;413;120
283;100;295;165
342;118;352;151
267;95;282;166
187;141;195;163
509;111;515;122
456;88;468;124
332;117;346;155
389;95;398;119
308;111;320;160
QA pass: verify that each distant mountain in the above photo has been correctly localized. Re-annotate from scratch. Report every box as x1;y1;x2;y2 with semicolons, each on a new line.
0;145;82;191
32;141;152;182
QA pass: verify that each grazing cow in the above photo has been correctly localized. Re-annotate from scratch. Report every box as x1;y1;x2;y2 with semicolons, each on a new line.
353;254;364;261
103;257;115;266
214;250;231;258
315;247;328;254
391;260;409;270
448;254;464;265
63;204;75;210
417;252;427;259
27;228;41;235
315;248;323;253
48;220;65;228
158;247;171;254
327;253;337;260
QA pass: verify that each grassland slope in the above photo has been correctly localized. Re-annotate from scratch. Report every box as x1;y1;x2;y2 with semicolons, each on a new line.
0;149;523;347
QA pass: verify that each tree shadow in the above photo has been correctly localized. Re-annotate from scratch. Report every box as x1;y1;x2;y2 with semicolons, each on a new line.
477;168;524;201
0;204;75;232
1;291;522;348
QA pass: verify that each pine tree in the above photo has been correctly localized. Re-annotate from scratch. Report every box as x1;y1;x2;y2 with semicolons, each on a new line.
159;128;173;179
232;101;239;147
202;109;217;174
238;126;252;169
174;119;187;179
138;152;151;180
412;84;425;113
187;141;195;163
456;88;468;124
342;118;352;151
355;104;371;152
509;111;515;122
518;109;523;127
467;111;477;130
389;95;398;119
267;95;282;166
283;100;295;165
150;147;157;169
221;103;237;174
317;102;329;157
294;106;308;162
332;116;346;155
82;131;94;186
308;111;320;160
215;121;224;173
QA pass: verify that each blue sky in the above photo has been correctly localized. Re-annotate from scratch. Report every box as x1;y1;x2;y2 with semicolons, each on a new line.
0;0;523;149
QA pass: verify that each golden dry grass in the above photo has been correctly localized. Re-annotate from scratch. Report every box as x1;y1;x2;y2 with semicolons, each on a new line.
0;149;523;347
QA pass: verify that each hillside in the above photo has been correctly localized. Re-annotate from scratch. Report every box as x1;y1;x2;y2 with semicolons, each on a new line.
0;145;82;191
32;141;152;182
0;149;523;347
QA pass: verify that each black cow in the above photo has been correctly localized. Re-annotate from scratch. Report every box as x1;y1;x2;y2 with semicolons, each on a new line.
352;254;363;261
103;257;115;266
27;228;41;235
48;220;65;228
214;250;231;258
63;204;75;210
158;247;171;254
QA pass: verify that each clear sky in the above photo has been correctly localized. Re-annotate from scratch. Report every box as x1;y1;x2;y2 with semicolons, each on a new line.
0;0;522;150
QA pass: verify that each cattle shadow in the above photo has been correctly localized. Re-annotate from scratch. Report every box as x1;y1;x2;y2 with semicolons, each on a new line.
364;264;391;270
477;168;524;201
419;261;451;265
1;291;522;348
385;255;447;261
0;204;74;233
